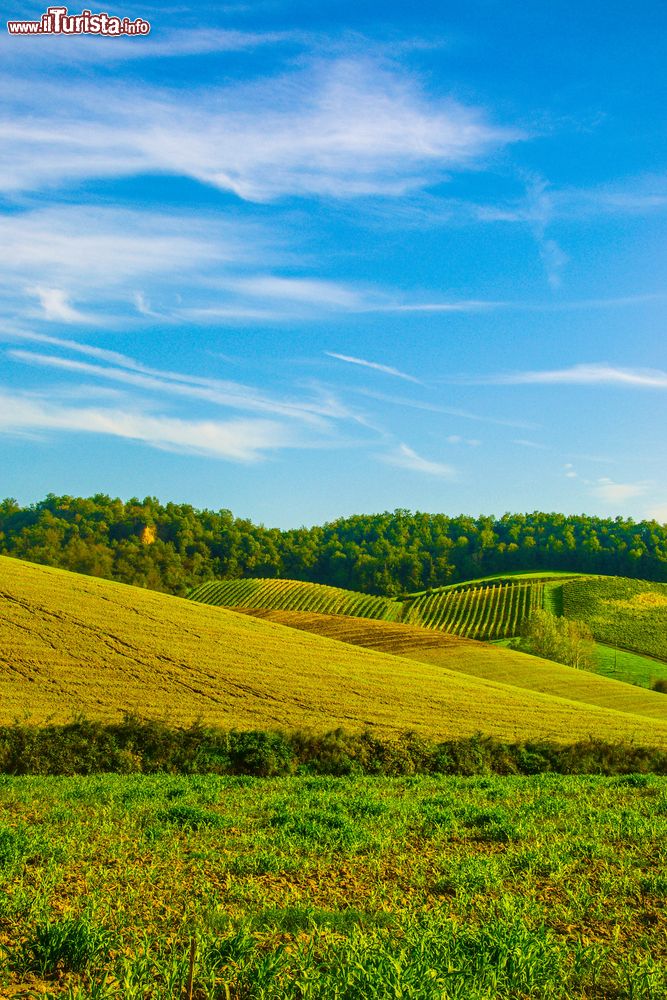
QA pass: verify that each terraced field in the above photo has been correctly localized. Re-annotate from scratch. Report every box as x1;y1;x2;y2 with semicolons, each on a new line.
241;610;667;722
3;556;667;745
189;577;402;621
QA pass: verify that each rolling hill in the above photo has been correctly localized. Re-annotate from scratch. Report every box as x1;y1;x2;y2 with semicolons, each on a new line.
2;555;667;745
189;573;667;658
561;576;667;660
240;609;667;721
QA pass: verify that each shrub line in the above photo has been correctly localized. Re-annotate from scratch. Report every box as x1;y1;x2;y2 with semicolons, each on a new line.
1;715;666;777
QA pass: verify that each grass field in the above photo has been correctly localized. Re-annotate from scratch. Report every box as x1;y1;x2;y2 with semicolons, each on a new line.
3;555;667;745
593;643;667;689
0;773;665;998
242;610;667;722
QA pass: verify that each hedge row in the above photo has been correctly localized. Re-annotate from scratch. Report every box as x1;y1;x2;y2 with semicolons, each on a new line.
1;716;666;777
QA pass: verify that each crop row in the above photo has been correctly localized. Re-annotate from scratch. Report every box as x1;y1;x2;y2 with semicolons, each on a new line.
188;578;403;621
562;577;667;660
188;578;548;639
403;582;544;639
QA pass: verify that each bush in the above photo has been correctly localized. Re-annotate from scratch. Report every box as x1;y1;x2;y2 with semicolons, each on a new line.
0;718;666;777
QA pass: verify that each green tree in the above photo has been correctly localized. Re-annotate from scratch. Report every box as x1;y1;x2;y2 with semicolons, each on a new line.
518;609;596;670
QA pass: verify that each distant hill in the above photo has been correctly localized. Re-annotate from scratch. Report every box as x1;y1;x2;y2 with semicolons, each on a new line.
189;572;667;664
560;576;667;660
1;495;667;599
2;555;667;746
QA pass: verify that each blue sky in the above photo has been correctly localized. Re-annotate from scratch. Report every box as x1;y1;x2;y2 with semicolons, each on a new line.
1;1;666;527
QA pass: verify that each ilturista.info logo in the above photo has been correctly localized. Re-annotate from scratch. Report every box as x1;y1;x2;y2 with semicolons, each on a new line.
7;6;150;35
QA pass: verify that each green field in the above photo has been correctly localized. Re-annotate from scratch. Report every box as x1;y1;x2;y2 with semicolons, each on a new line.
188;576;549;640
189;573;667;656
561;576;667;660
188;577;402;621
0;773;665;998
592;643;667;689
403;581;543;639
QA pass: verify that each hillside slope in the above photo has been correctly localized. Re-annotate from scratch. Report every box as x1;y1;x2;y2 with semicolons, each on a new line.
2;556;667;745
561;576;667;660
241;610;667;721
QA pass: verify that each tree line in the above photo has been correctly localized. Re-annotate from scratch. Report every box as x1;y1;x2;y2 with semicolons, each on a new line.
1;493;666;597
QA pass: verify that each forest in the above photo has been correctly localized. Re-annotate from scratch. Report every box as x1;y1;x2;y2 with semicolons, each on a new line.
1;493;666;596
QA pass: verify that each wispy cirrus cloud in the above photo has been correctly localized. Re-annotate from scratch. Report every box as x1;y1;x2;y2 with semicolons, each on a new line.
0;206;235;294
382;443;457;478
460;363;667;389
0;58;522;200
0;330;375;461
230;276;364;308
6;340;349;426
0;388;291;462
352;388;538;429
0;28;299;64
326;352;422;383
27;287;93;324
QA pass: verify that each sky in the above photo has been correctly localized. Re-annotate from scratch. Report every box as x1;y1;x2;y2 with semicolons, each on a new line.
1;1;666;528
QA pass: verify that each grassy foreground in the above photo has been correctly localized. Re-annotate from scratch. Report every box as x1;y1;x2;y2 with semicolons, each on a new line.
0;773;665;998
4;556;667;745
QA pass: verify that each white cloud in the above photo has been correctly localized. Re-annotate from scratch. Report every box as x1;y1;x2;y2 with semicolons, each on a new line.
231;276;363;308
352;388;539;429
0;389;292;462
326;352;421;383
6;345;345;426
376;299;503;313
28;287;91;323
591;478;647;503
469;363;667;388
0;58;521;200
512;439;547;449
0;28;296;64
383;443;457;478
0;206;232;292
447;434;481;446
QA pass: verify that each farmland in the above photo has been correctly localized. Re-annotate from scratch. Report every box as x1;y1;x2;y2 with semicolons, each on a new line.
561;577;667;660
241;609;667;721
3;555;667;745
190;574;667;658
188;577;402;621
189;577;547;640
0;773;665;998
403;581;544;638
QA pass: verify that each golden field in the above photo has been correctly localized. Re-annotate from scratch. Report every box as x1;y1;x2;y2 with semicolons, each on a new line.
242;609;667;721
2;555;667;745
